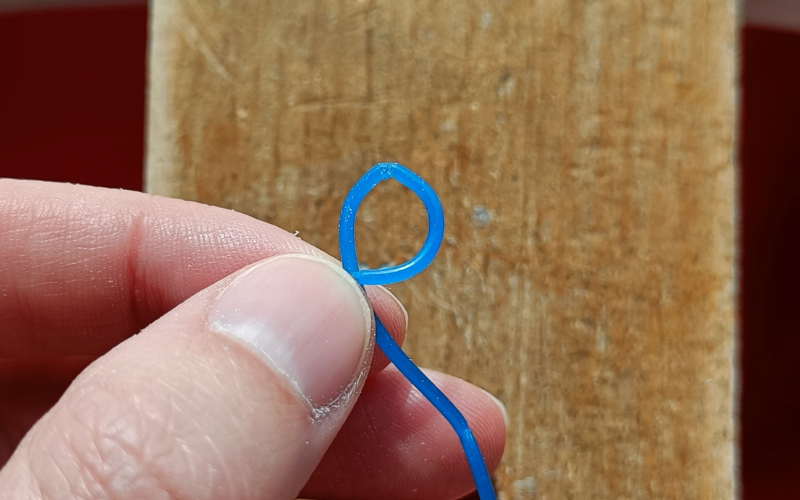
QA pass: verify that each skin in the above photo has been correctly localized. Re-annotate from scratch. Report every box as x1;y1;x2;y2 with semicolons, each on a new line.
0;179;506;500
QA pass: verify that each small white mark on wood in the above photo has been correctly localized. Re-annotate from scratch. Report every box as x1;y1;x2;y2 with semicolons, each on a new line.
481;11;493;30
471;205;491;227
512;476;536;496
596;325;607;353
498;75;515;97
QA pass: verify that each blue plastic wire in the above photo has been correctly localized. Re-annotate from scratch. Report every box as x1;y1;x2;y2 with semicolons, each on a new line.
339;162;497;500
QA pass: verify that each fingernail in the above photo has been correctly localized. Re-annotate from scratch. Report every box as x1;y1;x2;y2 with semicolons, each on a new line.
208;254;373;407
380;286;408;331
482;389;510;429
370;285;408;331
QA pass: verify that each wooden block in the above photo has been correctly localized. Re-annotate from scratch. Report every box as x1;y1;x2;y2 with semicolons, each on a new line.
147;1;737;498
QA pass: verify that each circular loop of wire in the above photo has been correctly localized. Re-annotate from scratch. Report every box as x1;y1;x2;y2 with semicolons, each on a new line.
338;163;497;500
338;162;445;285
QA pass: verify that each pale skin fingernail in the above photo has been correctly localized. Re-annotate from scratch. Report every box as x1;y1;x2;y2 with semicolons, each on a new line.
208;254;373;408
379;285;409;330
370;285;408;330
482;389;510;429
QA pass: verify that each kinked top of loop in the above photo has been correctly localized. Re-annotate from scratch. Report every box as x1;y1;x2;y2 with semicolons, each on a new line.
338;163;445;287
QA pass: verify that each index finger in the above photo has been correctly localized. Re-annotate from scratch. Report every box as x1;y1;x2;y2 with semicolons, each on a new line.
0;178;406;370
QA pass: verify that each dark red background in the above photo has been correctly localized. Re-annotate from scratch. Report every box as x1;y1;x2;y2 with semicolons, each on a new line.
0;7;145;191
1;6;798;498
740;27;800;499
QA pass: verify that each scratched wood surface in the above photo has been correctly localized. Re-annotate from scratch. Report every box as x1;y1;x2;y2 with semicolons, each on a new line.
146;1;737;498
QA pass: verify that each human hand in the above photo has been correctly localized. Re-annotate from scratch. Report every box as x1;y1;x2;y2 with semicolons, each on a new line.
0;179;506;500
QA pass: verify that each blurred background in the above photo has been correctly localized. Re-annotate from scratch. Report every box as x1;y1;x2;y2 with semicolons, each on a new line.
0;0;798;498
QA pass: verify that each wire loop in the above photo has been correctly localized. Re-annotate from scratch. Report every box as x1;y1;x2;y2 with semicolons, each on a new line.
338;162;497;500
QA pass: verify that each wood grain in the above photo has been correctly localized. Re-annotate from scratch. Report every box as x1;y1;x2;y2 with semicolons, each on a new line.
147;1;738;498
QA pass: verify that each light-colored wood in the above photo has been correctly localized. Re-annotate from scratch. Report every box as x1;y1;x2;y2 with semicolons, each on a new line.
147;1;738;498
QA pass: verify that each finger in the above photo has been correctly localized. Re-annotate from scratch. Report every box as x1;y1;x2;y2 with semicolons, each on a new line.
0;178;405;372
0;254;375;500
0;356;94;464
301;366;508;500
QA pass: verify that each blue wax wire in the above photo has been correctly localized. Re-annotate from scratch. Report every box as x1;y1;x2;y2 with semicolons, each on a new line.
339;162;497;500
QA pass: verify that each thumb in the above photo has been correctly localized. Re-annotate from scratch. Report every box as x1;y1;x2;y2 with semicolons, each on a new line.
0;254;374;500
